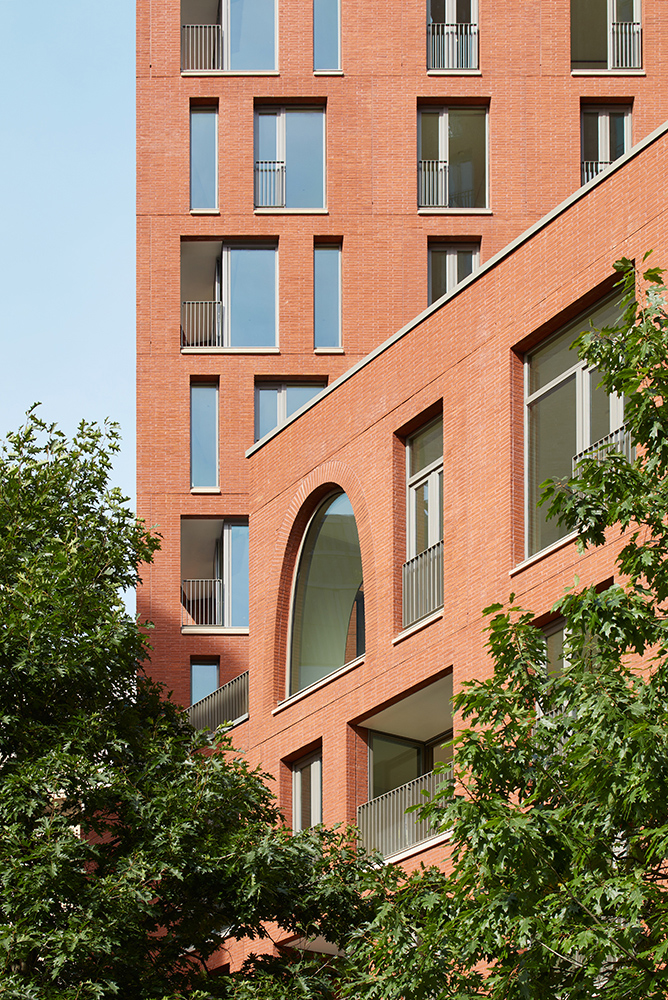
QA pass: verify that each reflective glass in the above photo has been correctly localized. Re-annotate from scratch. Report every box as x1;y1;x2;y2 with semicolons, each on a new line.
229;248;276;347
457;249;474;282
589;367;611;444
582;112;600;162
448;108;486;208
256;386;279;440
528;377;576;554
286;384;323;417
256;113;277;161
314;246;341;347
545;626;565;676
191;661;218;705
314;0;340;70
371;734;422;798
285;111;325;208
300;763;313;829
616;0;634;22
410;418;443;476
230;0;275;70
430;250;448;303
190;108;217;210
610;112;626;161
571;0;607;70
230;524;249;627
414;481;430;555
190;384;218;489
420;112;440;161
428;0;446;22
529;296;620;394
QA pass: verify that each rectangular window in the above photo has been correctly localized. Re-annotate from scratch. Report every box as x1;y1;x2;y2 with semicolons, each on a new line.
370;733;422;799
427;0;478;70
314;245;341;348
181;241;277;349
190;383;218;488
191;660;219;705
525;295;624;556
403;417;444;627
418;107;487;209
292;753;322;830
429;242;479;303
255;381;326;441
581;105;631;184
181;518;249;629
255;108;325;209
571;0;642;71
314;0;340;70
181;0;276;72
190;106;218;211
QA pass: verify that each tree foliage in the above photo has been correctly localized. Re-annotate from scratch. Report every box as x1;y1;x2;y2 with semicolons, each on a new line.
343;257;668;999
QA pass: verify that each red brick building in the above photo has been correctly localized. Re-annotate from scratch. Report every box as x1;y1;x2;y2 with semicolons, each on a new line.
137;0;668;964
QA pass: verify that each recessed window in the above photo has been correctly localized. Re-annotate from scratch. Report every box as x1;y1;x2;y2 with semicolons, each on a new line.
314;244;341;348
181;241;277;349
181;0;276;72
255;382;326;441
191;660;219;705
255;108;326;209
418;107;487;209
292;752;322;830
427;0;479;70
525;295;624;556
190;106;218;211
290;492;364;694
314;0;340;70
181;519;249;629
190;382;218;488
571;0;642;71
429;242;479;303
581;105;631;184
403;417;444;627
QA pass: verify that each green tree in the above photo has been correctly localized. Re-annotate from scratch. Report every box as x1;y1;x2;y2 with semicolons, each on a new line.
0;410;380;1000
343;257;668;999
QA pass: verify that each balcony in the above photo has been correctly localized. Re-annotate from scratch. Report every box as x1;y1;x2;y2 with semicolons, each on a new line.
572;424;634;476
181;578;223;627
418;161;477;209
427;22;478;70
189;670;249;731
610;21;642;69
402;539;443;628
181;300;221;349
581;160;611;185
254;160;286;208
357;767;452;858
181;24;223;71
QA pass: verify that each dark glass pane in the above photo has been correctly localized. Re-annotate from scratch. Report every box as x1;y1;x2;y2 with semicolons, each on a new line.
616;0;634;22
430;249;448;303
314;247;341;347
448;108;486;208
457;249;474;282
571;0;607;70
314;0;339;70
230;0;275;70
372;734;422;798
456;0;472;23
414;481;430;555
420;112;440;161
429;0;446;22
589;367;611;444
582;112;600;162
190;108;217;210
528;377;576;554
609;112;626;161
300;762;313;829
191;384;218;488
410;418;443;475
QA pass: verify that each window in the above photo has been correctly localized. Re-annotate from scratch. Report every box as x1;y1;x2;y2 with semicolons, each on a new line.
314;245;341;348
429;242;479;303
403;417;444;627
418;107;487;209
370;733;423;799
314;0;340;71
571;0;642;71
181;241;277;349
191;660;219;705
292;753;322;830
427;0;478;70
255;382;326;441
181;519;249;629
290;492;364;694
525;295;623;556
191;383;218;488
190;106;218;211
181;0;276;72
254;108;325;209
581;105;631;184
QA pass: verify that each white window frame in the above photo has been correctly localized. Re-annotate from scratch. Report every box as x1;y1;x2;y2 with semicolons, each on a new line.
292;752;323;830
427;0;478;24
418;106;488;210
254;107;327;210
406;419;444;560
215;521;249;629
428;242;479;303
181;0;278;73
580;105;632;180
217;243;278;348
254;381;326;440
571;0;642;72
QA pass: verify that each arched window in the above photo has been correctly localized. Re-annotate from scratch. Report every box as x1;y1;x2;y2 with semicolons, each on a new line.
290;492;365;694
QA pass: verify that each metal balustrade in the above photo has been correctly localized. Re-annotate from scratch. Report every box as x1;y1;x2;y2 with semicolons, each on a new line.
418;160;448;208
402;540;444;628
572;424;634;476
189;671;249;731
181;301;222;348
610;21;642;69
357;767;451;858
181;579;223;627
181;25;224;71
427;22;478;70
254;160;286;207
581;160;611;185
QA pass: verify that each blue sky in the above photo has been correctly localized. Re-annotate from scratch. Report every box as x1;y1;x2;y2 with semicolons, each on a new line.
0;0;136;505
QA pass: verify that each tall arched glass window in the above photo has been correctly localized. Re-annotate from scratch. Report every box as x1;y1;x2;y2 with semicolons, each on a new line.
290;492;365;694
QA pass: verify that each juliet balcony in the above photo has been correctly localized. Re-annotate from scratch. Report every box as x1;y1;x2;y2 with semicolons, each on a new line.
189;670;249;731
572;424;634;475
357;767;452;858
427;22;478;70
254;160;286;208
181;23;223;71
402;539;444;628
581;160;611;185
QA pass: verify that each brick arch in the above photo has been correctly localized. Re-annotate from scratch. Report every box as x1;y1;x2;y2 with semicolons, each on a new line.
268;462;377;705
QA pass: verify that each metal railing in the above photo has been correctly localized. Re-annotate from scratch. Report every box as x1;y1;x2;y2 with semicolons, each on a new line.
189;671;249;731
581;160;611;185
427;22;478;70
181;24;224;71
357;767;451;858
418;160;448;207
572;424;634;476
610;21;642;69
254;160;286;207
181;301;222;348
402;539;443;628
181;579;223;627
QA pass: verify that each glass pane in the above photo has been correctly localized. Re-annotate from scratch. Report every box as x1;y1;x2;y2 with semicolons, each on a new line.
545;626;565;676
191;662;218;705
190;108;217;210
230;524;249;627
448;108;486;209
191;384;218;488
428;0;446;23
457;249;474;283
410;418;443;476
616;0;634;22
430;249;448;303
285;111;324;208
256;113;277;162
571;0;607;70
290;492;364;693
528;377;577;555
314;247;341;347
582;112;600;163
589;367;611;444
314;0;340;70
256;386;279;439
420;112;440;161
229;248;276;347
230;0;275;70
438;470;443;542
609;112;626;161
530;296;621;393
372;734;422;798
300;762;313;829
414;480;430;555
456;0;472;22
286;384;323;418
